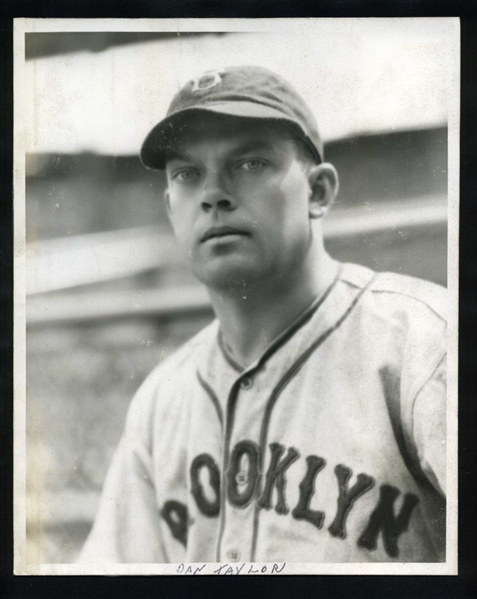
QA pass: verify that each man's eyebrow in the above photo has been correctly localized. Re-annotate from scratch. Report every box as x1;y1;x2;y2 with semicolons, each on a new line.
165;150;194;164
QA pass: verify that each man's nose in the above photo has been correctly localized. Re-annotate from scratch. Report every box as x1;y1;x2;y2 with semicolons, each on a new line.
200;169;236;213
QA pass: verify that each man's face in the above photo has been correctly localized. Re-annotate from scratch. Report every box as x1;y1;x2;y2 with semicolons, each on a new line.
164;114;315;292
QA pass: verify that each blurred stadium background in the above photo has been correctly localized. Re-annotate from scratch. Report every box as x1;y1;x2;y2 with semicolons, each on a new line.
23;25;451;563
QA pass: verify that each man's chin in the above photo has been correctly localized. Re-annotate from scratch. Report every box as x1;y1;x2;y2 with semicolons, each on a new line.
193;261;262;294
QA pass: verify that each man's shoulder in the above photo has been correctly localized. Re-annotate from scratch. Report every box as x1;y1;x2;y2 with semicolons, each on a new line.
148;319;219;382
127;319;219;423
339;262;447;324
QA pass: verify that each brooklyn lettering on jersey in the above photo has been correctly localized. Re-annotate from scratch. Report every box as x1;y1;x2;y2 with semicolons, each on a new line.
160;441;420;559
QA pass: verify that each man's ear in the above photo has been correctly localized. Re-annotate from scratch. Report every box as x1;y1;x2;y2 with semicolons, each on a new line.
307;163;339;219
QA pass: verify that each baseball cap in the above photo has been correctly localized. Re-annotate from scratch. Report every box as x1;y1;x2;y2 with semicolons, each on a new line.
140;65;323;170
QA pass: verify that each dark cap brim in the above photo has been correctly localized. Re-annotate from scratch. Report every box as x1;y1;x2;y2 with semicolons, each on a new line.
140;103;322;170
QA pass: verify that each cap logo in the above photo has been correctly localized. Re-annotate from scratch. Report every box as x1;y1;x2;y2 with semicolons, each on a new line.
191;70;223;93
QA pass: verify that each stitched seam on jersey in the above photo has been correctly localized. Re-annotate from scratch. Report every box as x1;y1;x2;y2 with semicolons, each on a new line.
379;367;440;497
196;372;224;431
254;265;343;370
217;264;343;377
411;352;447;437
409;352;447;429
408;352;447;494
250;274;375;560
157;521;171;563
364;288;447;324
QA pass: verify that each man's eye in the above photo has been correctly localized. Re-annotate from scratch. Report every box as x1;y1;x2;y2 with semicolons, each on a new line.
240;160;266;171
173;169;199;181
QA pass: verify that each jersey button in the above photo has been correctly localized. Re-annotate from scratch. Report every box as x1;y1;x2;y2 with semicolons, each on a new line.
240;376;253;390
226;549;241;562
235;471;248;486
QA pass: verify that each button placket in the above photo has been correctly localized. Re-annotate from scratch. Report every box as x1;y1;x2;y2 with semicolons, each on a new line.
218;372;259;562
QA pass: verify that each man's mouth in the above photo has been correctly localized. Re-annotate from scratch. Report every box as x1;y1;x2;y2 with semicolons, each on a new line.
201;226;249;243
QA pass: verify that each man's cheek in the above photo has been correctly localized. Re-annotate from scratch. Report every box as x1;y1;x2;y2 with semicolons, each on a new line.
170;227;192;259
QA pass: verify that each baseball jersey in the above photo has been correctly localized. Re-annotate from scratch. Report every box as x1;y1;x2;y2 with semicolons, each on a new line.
80;261;447;564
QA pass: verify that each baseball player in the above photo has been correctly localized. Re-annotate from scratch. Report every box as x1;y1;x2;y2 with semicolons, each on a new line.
80;66;446;564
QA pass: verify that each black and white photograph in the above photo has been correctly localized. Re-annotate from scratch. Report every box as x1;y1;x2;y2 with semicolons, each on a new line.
14;18;459;575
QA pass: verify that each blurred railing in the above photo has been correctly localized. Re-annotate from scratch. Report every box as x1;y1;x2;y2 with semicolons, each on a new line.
26;194;447;325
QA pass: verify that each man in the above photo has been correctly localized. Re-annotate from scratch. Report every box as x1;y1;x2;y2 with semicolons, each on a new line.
80;66;446;564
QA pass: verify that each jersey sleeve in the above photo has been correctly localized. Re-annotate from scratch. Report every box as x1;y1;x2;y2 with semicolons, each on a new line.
78;374;167;564
411;354;447;496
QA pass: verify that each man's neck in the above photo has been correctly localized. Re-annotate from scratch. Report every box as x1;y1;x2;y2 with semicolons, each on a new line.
208;250;338;369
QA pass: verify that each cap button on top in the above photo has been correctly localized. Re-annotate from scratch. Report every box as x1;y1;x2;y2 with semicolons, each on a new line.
240;376;253;390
